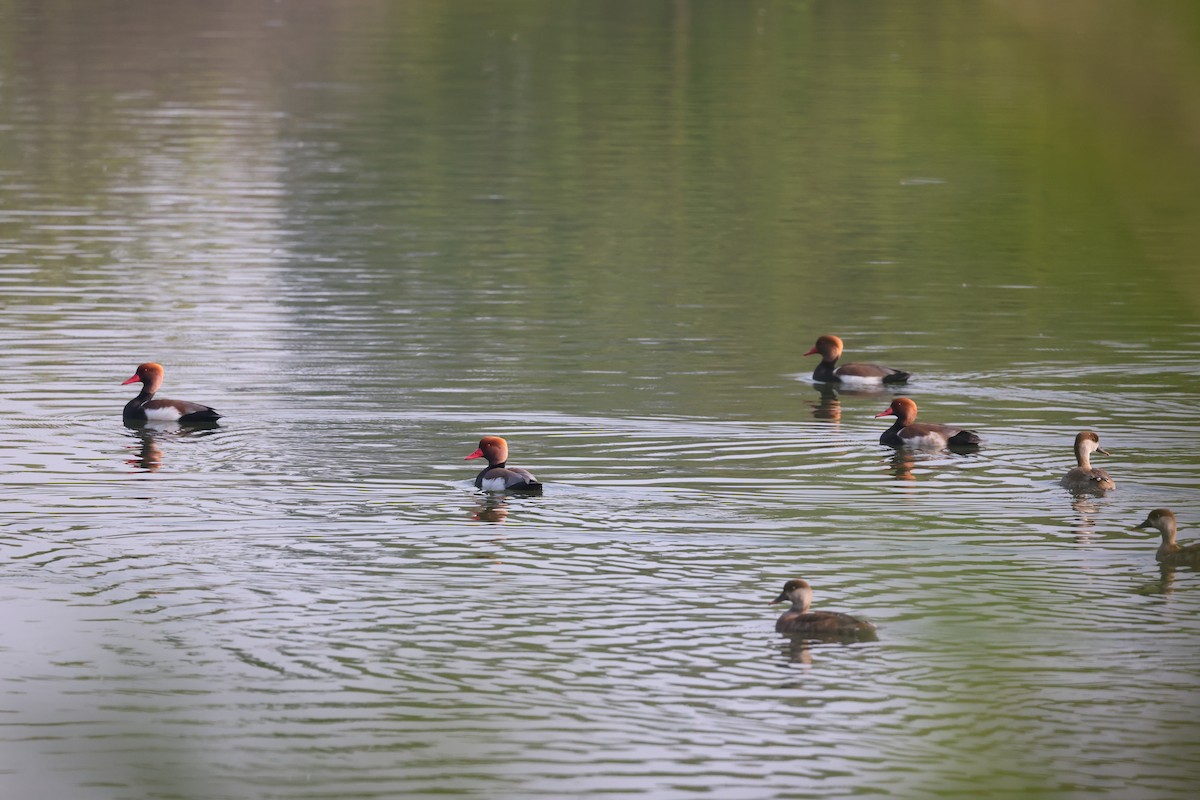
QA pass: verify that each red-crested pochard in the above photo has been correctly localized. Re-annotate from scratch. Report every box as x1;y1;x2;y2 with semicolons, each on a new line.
122;363;220;423
1135;509;1200;565
465;436;542;492
874;397;980;449
1060;431;1115;494
804;334;910;385
771;579;877;639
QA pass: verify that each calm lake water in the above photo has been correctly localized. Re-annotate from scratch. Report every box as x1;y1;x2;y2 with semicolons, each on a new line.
2;2;1200;798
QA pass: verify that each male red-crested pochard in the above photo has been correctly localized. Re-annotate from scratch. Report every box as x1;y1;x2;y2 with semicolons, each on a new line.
465;436;542;492
771;579;877;639
122;362;220;423
804;334;910;385
874;396;981;449
1060;431;1115;494
1135;509;1200;566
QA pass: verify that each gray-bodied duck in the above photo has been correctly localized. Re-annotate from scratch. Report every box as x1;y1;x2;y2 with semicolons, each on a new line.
875;397;981;449
122;362;220;424
465;436;542;492
804;334;910;385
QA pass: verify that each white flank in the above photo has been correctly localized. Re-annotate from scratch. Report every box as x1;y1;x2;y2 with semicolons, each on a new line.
143;406;183;422
901;431;947;449
835;374;884;386
481;476;509;492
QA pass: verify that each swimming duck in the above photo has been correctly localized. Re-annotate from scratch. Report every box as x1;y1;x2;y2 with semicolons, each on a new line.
771;579;877;639
465;436;542;492
874;397;980;449
1135;509;1200;565
1060;431;1115;494
804;334;910;385
122;362;220;424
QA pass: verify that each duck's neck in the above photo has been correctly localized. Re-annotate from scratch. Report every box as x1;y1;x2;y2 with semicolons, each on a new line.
812;359;838;382
1075;444;1093;471
791;591;812;614
1159;521;1178;551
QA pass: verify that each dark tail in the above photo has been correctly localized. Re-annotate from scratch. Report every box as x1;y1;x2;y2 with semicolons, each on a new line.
948;430;982;447
882;370;911;384
181;407;222;424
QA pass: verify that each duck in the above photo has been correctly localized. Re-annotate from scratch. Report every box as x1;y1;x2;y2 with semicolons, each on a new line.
1060;431;1115;494
874;397;980;449
771;579;877;639
804;334;910;385
1135;509;1200;565
465;436;542;492
122;363;220;423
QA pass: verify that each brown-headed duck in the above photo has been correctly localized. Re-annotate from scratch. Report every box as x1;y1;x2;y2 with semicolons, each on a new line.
465;436;542;492
771;579;877;639
804;334;910;385
122;363;220;424
874;397;980;449
1135;509;1200;565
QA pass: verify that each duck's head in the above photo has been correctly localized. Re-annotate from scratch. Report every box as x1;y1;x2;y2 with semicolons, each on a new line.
465;436;509;466
874;396;918;425
803;334;844;362
771;579;813;611
1135;508;1176;536
122;362;164;393
1074;430;1110;458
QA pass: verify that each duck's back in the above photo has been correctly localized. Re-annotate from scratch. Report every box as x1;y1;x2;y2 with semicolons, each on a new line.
897;422;981;449
776;609;876;637
125;396;221;423
476;465;542;492
834;362;910;384
1158;542;1200;565
1061;467;1115;493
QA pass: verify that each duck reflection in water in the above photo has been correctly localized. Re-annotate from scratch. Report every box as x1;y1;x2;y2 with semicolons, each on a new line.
887;449;917;481
470;494;511;524
1070;496;1100;543
126;426;164;472
809;383;909;423
781;636;816;666
123;419;220;473
810;383;842;421
1135;563;1179;597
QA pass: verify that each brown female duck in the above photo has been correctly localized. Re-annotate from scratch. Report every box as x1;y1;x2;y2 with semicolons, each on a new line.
771;579;876;639
1060;431;1115;494
1135;509;1200;565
